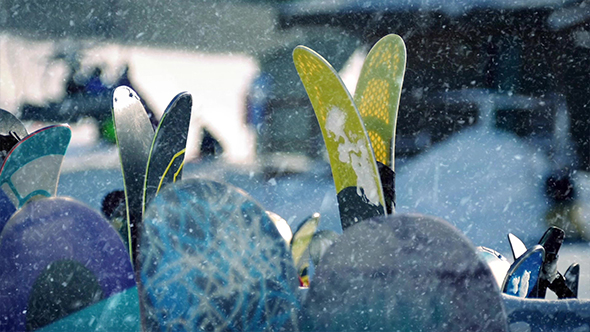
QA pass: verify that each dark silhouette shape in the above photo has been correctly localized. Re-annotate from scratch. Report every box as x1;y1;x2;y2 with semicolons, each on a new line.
200;128;223;159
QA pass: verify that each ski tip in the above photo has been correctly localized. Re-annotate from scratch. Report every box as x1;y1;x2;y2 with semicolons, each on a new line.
165;91;193;115
380;33;405;45
292;45;309;55
113;86;141;108
266;211;293;244
292;45;321;63
507;233;527;260
175;91;192;100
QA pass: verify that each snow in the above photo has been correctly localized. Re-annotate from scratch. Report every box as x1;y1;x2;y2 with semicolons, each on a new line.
0;33;258;164
396;90;551;250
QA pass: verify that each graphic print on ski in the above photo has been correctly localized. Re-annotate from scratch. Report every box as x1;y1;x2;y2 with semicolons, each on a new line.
143;91;192;212
293;46;386;230
113;86;154;262
0;124;71;209
354;34;406;213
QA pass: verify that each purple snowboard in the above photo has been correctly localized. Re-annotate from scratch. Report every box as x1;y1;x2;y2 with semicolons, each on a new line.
0;197;135;331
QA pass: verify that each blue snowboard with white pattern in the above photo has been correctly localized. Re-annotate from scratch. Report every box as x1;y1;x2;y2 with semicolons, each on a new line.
139;178;300;332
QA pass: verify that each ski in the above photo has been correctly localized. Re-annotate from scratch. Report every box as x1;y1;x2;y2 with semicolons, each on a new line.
290;213;321;287
354;34;406;213
266;210;293;244
293;46;386;230
112;86;154;264
507;233;527;260
534;226;565;298
506;228;577;298
564;263;580;298
143;91;192;212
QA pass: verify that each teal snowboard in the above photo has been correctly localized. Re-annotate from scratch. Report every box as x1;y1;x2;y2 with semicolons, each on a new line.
293;46;386;230
139;178;301;332
36;286;140;332
0;108;28;230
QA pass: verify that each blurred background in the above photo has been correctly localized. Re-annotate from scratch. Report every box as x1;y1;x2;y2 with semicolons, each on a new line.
0;0;589;296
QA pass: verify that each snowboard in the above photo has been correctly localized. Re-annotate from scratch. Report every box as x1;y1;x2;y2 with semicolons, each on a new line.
354;34;406;213
476;246;511;288
0;197;136;331
502;245;545;298
290;213;321;287
293;46;386;230
112;86;155;262
0;109;28;232
36;285;140;332
301;213;508;332
139;178;301;332
0;124;71;232
143;91;192;212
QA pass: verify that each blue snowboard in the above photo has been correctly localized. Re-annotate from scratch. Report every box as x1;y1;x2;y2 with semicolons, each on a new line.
139;178;301;332
502;245;544;298
0;197;136;331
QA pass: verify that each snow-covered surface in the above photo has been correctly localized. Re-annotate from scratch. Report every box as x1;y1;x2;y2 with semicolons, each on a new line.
396;90;552;250
0;33;258;164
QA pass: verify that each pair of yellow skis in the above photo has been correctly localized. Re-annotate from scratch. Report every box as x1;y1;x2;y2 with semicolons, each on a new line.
293;34;406;230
